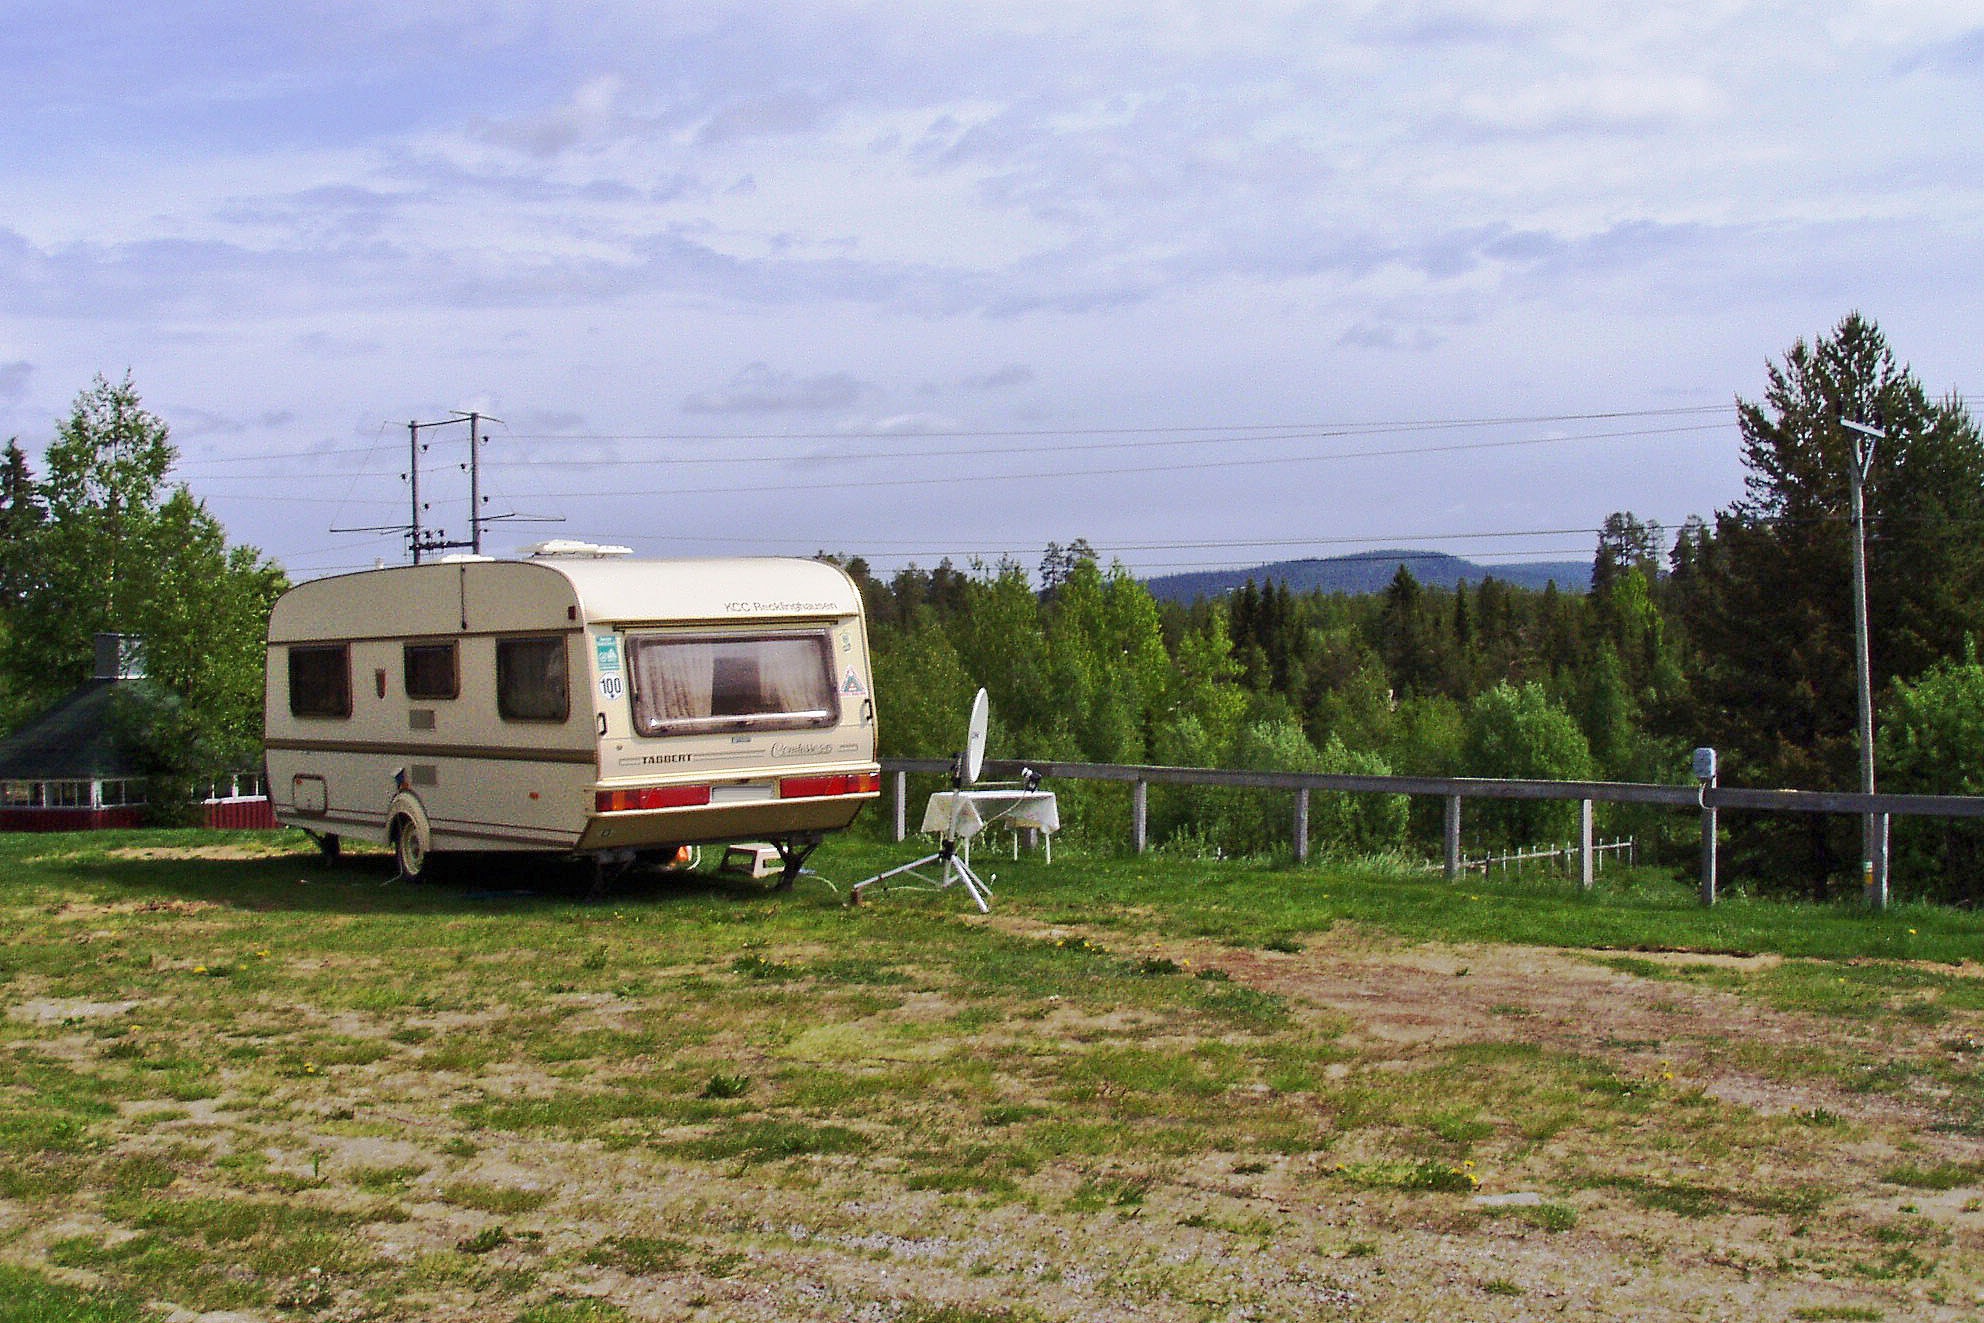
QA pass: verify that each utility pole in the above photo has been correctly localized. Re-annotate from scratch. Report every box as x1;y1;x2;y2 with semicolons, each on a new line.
331;410;560;559
467;412;482;556
404;413;498;562
1841;416;1887;909
407;420;422;564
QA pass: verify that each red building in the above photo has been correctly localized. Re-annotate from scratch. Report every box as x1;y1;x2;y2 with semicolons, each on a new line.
0;634;272;832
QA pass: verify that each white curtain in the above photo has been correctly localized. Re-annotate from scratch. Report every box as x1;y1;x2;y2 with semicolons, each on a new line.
631;634;832;732
760;637;831;715
635;640;716;727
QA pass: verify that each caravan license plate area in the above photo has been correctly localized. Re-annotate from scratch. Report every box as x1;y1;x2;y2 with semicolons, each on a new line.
710;782;776;804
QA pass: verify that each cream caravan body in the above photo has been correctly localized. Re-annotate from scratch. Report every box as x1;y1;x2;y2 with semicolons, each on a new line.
263;548;879;882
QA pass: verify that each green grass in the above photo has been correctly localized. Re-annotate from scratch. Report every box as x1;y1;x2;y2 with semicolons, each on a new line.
1880;1160;1984;1190
2;827;1981;1320
0;1261;150;1322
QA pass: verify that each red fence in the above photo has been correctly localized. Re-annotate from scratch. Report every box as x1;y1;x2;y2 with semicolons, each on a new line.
0;806;147;833
202;797;277;830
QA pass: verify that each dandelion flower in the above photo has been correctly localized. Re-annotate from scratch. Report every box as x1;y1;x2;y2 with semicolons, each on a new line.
193;965;207;974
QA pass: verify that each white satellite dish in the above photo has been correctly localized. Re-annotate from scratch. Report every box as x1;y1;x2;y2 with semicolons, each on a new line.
851;685;999;911
962;687;989;786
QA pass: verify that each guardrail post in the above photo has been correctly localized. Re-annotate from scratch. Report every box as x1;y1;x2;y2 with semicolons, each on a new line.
1700;777;1718;906
1293;788;1310;865
1578;799;1594;891
1444;795;1462;880
1131;779;1148;854
892;770;907;843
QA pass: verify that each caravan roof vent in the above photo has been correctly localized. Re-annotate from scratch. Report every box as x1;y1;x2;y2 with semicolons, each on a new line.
522;540;634;559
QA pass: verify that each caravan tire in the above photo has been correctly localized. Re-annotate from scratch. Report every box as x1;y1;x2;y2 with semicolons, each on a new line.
392;816;428;881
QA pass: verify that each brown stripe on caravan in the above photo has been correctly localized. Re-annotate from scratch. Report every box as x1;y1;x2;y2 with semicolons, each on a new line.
264;738;597;764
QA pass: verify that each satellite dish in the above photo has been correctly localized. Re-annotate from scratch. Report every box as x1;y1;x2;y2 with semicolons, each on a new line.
962;688;989;786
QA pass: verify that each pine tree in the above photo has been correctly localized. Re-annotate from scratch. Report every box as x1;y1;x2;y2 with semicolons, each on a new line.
1672;313;1984;892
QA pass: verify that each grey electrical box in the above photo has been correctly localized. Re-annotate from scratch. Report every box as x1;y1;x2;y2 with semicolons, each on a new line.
1691;747;1718;782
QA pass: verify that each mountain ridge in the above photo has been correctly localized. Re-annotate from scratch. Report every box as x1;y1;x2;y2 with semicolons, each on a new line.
1142;549;1591;601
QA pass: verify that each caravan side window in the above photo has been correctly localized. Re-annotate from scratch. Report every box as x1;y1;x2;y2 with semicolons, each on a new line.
403;642;459;700
627;631;838;736
496;636;570;722
288;644;352;718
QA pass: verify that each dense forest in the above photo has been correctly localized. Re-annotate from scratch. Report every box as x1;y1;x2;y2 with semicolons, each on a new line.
5;316;1984;903
838;314;1984;904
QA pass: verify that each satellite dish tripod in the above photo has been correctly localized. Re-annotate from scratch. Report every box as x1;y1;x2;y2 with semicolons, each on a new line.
850;688;996;912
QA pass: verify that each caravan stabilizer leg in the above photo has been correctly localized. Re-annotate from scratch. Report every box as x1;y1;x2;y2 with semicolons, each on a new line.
584;849;638;903
771;833;823;890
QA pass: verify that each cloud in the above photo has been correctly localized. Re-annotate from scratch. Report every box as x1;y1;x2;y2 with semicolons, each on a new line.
1452;73;1728;136
839;412;954;435
474;75;631;159
293;330;383;358
682;363;871;414
0;360;32;402
509;408;591;433
962;364;1034;391
1905;27;1984;77
694;91;834;145
1337;323;1445;352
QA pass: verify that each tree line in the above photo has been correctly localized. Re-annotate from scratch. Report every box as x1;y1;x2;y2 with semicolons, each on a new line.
839;314;1984;903
4;316;1982;902
0;374;286;812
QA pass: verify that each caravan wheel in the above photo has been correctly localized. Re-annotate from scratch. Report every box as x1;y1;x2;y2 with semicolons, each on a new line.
391;816;428;881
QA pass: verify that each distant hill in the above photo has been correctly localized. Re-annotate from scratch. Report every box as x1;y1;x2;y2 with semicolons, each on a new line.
1143;550;1591;601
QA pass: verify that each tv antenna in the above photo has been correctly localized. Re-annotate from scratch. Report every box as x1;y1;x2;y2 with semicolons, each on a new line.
331;411;562;562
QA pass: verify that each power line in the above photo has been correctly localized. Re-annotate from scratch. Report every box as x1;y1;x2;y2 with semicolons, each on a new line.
426;421;1733;501
169;404;1740;478
491;403;1737;445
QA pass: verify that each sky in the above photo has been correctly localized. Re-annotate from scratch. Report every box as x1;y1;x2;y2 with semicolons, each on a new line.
1;0;1980;584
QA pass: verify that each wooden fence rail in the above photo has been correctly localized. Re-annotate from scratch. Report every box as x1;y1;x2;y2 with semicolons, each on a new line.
879;756;1984;905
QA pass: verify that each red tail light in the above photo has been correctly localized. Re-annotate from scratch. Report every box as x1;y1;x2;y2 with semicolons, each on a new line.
594;784;712;813
778;771;881;799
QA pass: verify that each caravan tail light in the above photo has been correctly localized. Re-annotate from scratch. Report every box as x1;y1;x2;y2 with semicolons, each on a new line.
594;784;712;813
778;771;881;800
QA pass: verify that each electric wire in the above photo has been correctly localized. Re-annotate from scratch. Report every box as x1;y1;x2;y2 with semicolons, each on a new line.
178;419;1731;502
170;404;1741;478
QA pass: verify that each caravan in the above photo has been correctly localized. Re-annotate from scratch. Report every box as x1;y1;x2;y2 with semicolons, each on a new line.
263;544;879;884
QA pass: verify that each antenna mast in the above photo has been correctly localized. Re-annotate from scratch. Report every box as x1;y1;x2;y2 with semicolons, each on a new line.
332;410;563;559
404;412;495;563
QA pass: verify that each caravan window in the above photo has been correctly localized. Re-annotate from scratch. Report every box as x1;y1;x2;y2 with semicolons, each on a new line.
288;644;352;718
403;642;459;700
496;636;570;722
627;631;838;736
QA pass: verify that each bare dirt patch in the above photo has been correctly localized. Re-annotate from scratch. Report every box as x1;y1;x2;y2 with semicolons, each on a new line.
11;895;1984;1321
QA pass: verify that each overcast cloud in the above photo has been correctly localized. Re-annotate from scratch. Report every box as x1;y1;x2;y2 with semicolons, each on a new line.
0;1;1979;580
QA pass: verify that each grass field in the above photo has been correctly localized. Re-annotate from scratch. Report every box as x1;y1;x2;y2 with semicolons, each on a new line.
3;828;1983;1321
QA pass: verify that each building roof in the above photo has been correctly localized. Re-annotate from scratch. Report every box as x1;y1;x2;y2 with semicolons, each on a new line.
0;679;152;781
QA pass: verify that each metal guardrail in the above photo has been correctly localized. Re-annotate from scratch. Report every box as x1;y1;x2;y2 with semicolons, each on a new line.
879;756;1984;905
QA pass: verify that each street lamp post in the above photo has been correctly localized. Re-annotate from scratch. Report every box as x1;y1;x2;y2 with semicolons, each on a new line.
1841;416;1887;908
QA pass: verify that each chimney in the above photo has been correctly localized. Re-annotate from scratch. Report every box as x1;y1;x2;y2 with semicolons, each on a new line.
93;633;146;681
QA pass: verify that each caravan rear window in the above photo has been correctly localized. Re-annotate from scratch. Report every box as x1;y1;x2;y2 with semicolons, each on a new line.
627;631;839;736
288;644;352;718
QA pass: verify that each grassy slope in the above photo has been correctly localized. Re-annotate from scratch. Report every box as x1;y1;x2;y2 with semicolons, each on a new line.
1;829;1981;1321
